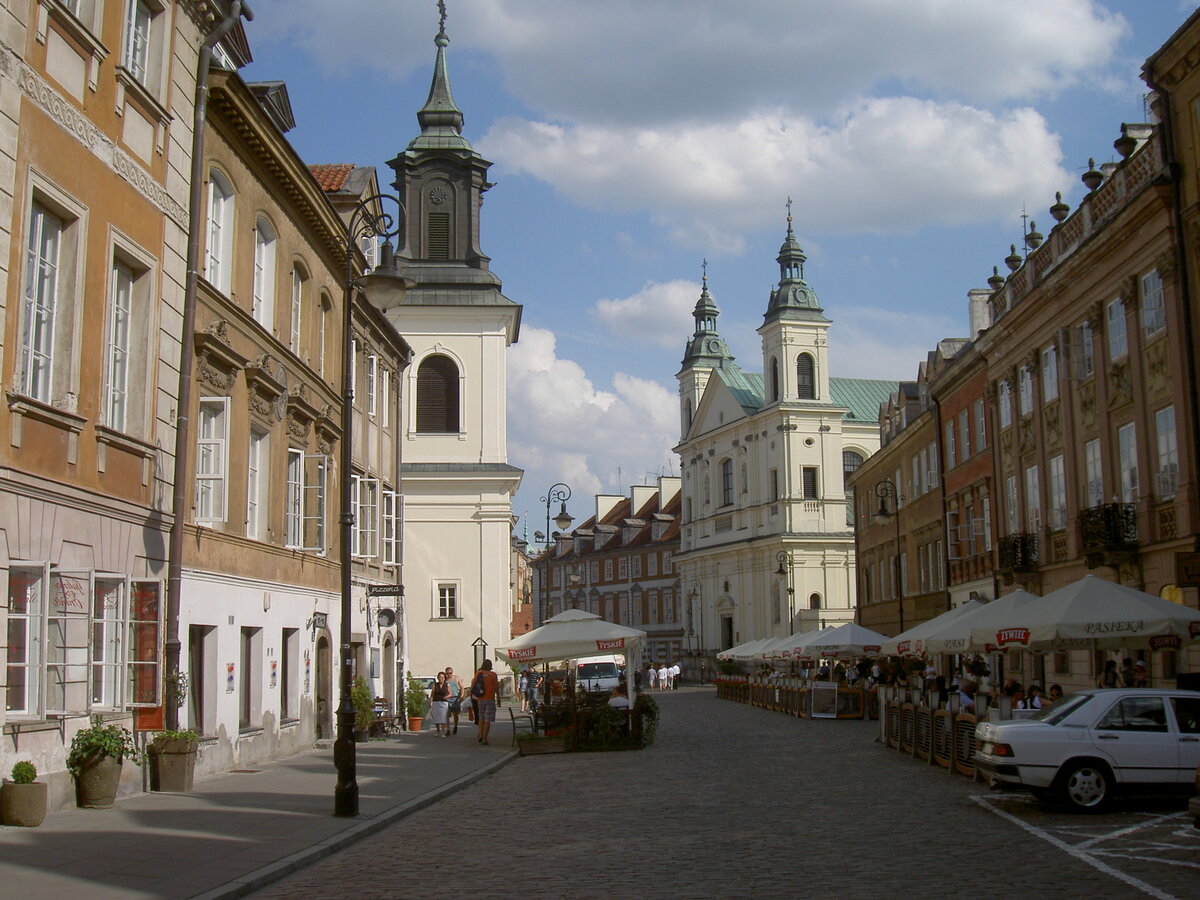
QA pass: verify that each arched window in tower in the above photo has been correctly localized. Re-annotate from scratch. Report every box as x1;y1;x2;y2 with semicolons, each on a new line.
842;450;864;487
797;353;815;399
685;398;693;430
415;354;460;433
809;592;821;610
771;357;780;401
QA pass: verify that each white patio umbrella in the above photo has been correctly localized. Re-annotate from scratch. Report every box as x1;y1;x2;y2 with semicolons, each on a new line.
879;599;985;656
794;622;888;658
972;575;1200;652
921;589;1041;654
717;638;766;661
732;638;776;661
764;626;831;660
496;609;647;706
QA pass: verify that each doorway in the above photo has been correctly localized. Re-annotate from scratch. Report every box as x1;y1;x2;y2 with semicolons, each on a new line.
720;615;734;650
315;635;332;739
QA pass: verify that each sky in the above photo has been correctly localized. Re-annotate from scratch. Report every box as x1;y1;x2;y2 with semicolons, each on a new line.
244;0;1197;539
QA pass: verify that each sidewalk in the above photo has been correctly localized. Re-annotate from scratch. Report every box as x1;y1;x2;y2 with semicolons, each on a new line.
0;722;518;900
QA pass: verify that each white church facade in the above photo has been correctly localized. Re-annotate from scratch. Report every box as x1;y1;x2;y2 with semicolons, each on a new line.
675;214;895;653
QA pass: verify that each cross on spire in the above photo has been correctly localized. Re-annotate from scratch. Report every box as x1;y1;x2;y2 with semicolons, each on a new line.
786;196;793;227
701;258;708;286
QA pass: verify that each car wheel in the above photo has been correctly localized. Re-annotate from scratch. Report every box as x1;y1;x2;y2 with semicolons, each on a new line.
1055;760;1111;812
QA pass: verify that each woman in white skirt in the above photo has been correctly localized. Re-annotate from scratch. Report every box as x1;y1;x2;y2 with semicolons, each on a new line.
430;671;451;736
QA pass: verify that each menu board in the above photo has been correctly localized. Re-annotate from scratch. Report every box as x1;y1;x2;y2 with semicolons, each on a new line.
811;681;838;718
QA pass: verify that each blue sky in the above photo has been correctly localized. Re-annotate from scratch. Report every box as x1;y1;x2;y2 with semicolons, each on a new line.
244;0;1196;537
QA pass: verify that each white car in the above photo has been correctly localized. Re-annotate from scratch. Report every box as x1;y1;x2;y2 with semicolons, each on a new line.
974;688;1200;812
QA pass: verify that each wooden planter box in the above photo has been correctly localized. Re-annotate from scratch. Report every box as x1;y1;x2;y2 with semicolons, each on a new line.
517;736;567;756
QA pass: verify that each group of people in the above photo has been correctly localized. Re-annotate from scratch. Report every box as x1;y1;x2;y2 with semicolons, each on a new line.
646;662;680;691
427;659;501;745
951;677;1063;713
1098;657;1150;688
516;667;543;712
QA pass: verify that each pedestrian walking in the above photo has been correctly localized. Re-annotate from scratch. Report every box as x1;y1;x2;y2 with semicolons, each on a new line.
647;664;658;691
518;668;529;712
430;672;451;737
445;666;464;734
470;659;500;745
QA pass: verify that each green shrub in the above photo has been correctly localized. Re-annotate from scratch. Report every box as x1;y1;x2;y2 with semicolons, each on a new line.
10;761;36;784
351;676;376;731
405;676;429;718
66;716;144;778
633;692;659;746
151;728;198;746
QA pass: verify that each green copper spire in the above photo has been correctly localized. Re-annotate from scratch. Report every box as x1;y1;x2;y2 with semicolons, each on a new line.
409;2;472;152
682;259;734;368
764;198;825;323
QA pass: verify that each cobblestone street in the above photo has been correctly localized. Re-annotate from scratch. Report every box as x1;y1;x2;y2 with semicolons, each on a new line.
253;688;1197;899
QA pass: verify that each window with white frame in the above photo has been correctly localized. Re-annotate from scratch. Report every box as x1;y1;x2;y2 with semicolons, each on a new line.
1018;365;1033;416
251;218;276;328
631;555;642;578
381;369;390;428
1024;465;1041;532
618;558;628;580
1042;345;1058;402
196;398;228;525
246;430;268;540
349;338;357;403
647;553;658;576
104;243;154;434
975;398;987;449
1141;269;1165;337
663;551;672;573
1048;454;1066;530
436;583;458;619
1117;422;1138;503
123;1;153;83
5;567;162;718
318;293;330;378
20;202;66;403
285;448;326;551
1156;406;1178;499
1005;474;1017;534
352;475;379;558
1107;298;1127;360
604;559;613;581
105;262;133;430
367;354;378;418
1075;320;1095;378
958;408;970;460
980;497;992;551
944;421;955;469
290;266;306;352
1084;439;1103;508
207;171;235;294
382;490;402;565
998;381;1012;429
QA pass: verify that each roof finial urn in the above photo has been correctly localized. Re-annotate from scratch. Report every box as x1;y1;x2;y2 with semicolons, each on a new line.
987;266;1005;291
1049;191;1069;223
1004;244;1022;272
1025;221;1043;250
1081;158;1103;192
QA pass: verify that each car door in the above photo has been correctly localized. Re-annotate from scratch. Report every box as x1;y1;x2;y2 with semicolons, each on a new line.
1168;695;1200;783
1090;695;1178;785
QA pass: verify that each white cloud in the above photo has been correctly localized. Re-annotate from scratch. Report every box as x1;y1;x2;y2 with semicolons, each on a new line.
590;280;699;349
507;327;679;520
481;100;1068;248
827;305;963;381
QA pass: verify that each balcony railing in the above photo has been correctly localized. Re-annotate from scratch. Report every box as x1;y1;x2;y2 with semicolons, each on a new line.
1079;503;1138;552
997;532;1039;572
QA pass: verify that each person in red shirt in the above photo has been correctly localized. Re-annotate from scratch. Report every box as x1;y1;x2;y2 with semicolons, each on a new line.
472;659;500;745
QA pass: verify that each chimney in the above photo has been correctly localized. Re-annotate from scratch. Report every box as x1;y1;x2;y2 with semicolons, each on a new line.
967;288;992;339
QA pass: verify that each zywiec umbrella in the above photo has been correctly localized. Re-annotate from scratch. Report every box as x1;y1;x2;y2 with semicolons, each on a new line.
972;575;1200;652
716;638;769;661
764;627;831;660
919;589;1041;654
496;609;646;665
880;599;984;656
793;622;888;658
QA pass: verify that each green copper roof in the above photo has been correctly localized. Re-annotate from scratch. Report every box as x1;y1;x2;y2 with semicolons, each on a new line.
715;365;764;415
408;24;472;153
830;377;898;422
763;203;826;323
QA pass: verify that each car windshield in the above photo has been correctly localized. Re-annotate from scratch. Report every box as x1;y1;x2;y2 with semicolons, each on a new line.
578;663;618;679
1030;692;1091;725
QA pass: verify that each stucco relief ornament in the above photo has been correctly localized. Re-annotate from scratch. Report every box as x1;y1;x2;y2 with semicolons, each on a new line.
428;185;449;205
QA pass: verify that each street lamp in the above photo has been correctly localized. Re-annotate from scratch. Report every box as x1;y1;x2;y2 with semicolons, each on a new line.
335;194;413;818
774;550;795;633
534;483;573;626
874;479;904;634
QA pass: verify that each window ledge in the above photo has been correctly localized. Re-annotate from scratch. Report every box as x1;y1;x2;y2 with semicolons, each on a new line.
431;617;464;622
280;718;300;728
7;391;87;432
115;65;170;126
95;424;156;460
238;726;264;737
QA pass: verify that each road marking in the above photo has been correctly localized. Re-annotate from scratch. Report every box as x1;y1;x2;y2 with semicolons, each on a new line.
1075;812;1183;850
971;796;1178;900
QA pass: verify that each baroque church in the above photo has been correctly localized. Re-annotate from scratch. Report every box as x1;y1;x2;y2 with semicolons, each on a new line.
675;210;895;652
385;20;523;677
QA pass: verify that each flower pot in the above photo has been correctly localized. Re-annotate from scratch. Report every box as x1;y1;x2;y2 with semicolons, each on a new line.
354;729;371;742
74;754;123;809
407;716;423;732
148;737;198;793
1;780;48;827
517;736;566;756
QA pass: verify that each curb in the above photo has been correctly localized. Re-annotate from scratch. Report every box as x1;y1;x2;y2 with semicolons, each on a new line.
191;749;519;899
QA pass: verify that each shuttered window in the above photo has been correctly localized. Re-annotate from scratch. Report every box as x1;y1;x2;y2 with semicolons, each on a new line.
427;213;450;259
416;354;459;433
797;353;815;399
802;467;818;499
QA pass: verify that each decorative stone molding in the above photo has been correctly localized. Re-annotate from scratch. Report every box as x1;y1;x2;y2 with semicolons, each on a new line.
1079;383;1096;429
1043;401;1061;448
1018;414;1037;456
194;321;247;392
245;354;287;424
1153;248;1179;284
1118;275;1139;309
286;384;323;444
1144;340;1171;394
1107;362;1133;410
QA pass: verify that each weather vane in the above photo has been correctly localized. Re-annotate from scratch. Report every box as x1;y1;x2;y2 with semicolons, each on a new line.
701;258;708;284
786;196;793;226
438;0;447;34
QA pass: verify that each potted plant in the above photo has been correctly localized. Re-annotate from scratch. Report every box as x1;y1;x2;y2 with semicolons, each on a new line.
352;676;376;741
1;761;47;827
405;676;428;732
66;716;144;809
148;728;199;793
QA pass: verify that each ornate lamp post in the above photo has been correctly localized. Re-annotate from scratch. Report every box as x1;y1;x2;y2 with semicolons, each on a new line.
533;483;573;625
873;479;904;634
774;551;795;633
335;194;413;818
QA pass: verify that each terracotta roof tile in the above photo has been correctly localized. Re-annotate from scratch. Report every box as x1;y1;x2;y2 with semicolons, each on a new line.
309;163;355;192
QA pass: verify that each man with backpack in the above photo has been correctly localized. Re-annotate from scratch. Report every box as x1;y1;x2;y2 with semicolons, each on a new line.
470;659;500;745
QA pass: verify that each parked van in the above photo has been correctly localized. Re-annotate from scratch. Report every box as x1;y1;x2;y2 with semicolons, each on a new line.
576;655;623;693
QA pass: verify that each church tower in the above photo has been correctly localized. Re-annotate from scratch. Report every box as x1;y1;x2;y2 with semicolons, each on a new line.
384;8;523;679
677;262;733;439
757;201;832;407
